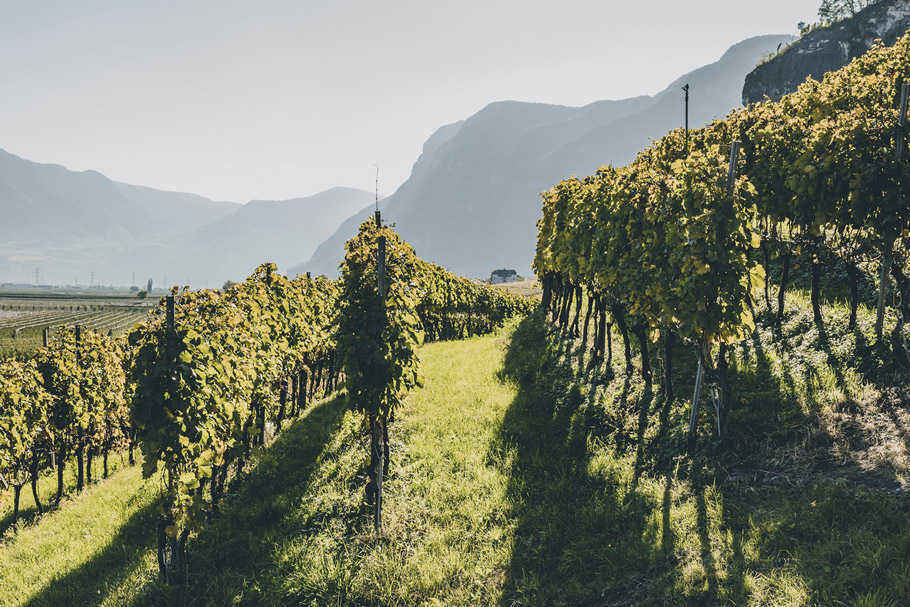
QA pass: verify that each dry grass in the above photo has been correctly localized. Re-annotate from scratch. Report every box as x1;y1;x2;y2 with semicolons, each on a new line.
491;280;542;299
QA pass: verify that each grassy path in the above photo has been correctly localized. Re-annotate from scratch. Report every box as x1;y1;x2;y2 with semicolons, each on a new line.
168;317;727;605
3;313;910;605
164;328;520;605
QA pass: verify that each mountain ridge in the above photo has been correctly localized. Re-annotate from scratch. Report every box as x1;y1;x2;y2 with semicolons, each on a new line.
0;148;373;286
108;186;376;287
0;148;240;284
291;34;794;280
1;33;795;285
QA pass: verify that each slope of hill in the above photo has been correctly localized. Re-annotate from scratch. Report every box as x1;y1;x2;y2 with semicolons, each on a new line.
293;34;794;279
4;296;909;606
0;149;240;285
743;0;910;104
0;147;375;286
109;187;377;287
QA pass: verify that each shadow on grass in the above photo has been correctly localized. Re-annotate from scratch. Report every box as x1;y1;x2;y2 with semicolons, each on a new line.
813;318;849;391
493;312;666;605
496;299;910;604
21;487;161;607
0;488;47;537
632;389;654;487
719;489;748;600
137;393;350;606
492;310;908;605
692;474;718;597
726;301;908;491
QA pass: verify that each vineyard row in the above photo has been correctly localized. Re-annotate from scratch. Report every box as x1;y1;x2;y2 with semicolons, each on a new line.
534;32;910;442
1;219;533;583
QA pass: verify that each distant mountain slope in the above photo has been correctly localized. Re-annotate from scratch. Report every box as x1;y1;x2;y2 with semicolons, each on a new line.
0;147;372;286
0;149;239;284
0;149;238;244
293;34;794;280
109;187;376;287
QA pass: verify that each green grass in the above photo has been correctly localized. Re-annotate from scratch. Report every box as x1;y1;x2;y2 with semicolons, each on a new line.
0;463;160;607
1;300;909;606
140;333;519;606
524;289;910;605
151;311;910;605
0;449;136;534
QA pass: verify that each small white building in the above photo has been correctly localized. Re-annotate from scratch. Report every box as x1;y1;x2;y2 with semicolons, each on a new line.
490;269;519;284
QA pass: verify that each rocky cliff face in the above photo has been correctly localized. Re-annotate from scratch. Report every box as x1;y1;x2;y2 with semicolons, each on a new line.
743;0;910;104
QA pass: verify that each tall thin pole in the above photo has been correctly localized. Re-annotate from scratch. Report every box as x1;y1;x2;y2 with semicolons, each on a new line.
682;83;689;150
374;166;382;228
166;295;176;366
727;141;741;191
897;84;909;158
377;237;386;300
375;234;387;533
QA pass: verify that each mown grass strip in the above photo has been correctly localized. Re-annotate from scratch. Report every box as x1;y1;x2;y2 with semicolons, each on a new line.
0;464;160;607
145;312;910;606
149;332;518;606
4;306;910;606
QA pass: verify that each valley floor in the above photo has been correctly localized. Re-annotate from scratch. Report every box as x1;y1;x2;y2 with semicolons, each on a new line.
2;306;910;606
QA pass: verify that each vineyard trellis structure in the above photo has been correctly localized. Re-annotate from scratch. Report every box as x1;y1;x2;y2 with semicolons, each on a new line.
534;32;910;446
1;222;534;584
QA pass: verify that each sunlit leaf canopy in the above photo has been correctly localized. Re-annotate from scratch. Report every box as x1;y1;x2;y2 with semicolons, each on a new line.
535;33;910;345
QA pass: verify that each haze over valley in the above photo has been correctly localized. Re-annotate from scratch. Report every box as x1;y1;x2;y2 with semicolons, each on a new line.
0;1;823;287
2;29;801;286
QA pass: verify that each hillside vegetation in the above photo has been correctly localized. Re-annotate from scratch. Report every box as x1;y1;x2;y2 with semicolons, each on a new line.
0;216;534;604
2;292;909;605
6;19;910;607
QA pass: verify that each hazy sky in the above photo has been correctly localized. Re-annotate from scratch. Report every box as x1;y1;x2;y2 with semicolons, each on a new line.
1;1;821;203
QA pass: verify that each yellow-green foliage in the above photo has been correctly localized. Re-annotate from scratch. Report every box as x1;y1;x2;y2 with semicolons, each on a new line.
536;32;910;346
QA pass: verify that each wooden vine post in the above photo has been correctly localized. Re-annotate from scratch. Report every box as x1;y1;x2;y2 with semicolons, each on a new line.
41;327;56;472
74;324;85;492
688;141;740;450
337;216;522;536
374;209;387;533
682;83;689;150
876;83;910;340
157;293;181;585
372;173;387;532
687;342;706;447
